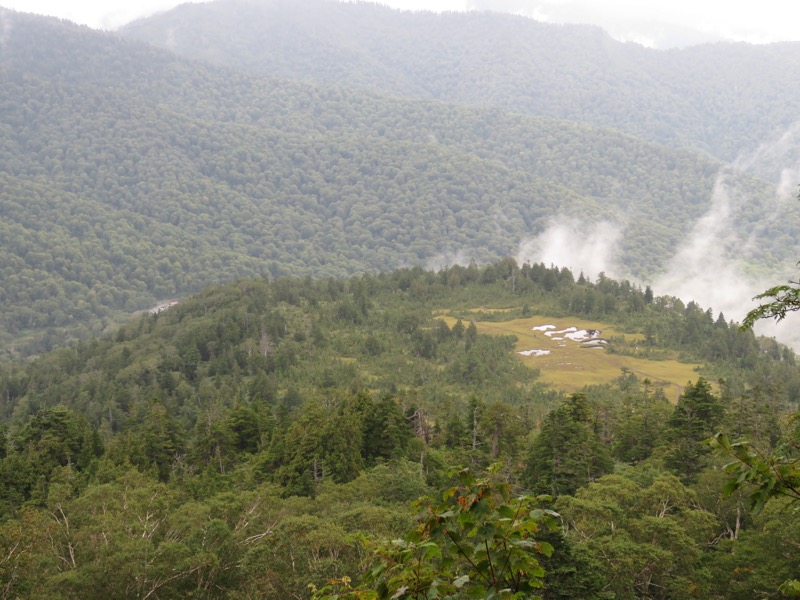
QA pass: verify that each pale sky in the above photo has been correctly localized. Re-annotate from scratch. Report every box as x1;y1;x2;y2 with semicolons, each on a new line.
3;0;800;47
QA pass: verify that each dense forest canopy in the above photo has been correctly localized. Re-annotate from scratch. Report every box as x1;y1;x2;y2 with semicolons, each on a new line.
2;8;799;358
122;0;800;166
0;263;798;598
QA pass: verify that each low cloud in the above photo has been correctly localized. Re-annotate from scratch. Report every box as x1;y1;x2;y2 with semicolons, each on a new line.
654;170;800;350
425;248;474;271
735;120;800;194
652;118;800;349
515;217;622;280
654;174;755;317
752;312;800;352
465;0;800;46
512;173;800;349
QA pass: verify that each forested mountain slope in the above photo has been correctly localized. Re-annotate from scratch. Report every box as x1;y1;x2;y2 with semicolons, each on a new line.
121;0;800;164
5;9;795;358
0;264;798;598
4;261;795;433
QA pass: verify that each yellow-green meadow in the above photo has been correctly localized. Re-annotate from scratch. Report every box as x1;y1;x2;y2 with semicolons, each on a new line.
444;314;701;401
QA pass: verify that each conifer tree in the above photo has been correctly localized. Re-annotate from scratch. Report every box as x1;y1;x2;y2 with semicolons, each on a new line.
525;394;613;496
665;377;723;481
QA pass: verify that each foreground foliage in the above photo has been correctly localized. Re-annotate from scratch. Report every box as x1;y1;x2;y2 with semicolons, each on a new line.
711;258;800;596
314;466;558;600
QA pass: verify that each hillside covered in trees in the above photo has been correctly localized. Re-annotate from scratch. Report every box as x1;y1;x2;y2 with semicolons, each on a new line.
0;263;798;598
122;0;800;166
3;1;800;597
2;7;799;358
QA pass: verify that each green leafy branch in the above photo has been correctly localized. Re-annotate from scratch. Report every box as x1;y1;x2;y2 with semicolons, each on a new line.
312;466;559;599
709;432;800;514
741;282;800;330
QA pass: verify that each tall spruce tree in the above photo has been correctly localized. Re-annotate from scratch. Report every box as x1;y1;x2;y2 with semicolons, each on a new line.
665;377;724;481
525;394;613;496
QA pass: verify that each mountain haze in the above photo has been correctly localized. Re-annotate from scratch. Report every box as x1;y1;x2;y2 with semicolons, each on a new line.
122;0;800;165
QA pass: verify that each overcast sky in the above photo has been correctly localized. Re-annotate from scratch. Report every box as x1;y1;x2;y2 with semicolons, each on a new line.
3;0;800;47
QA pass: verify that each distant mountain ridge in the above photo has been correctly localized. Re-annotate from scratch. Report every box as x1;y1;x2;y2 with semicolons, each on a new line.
121;0;800;166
